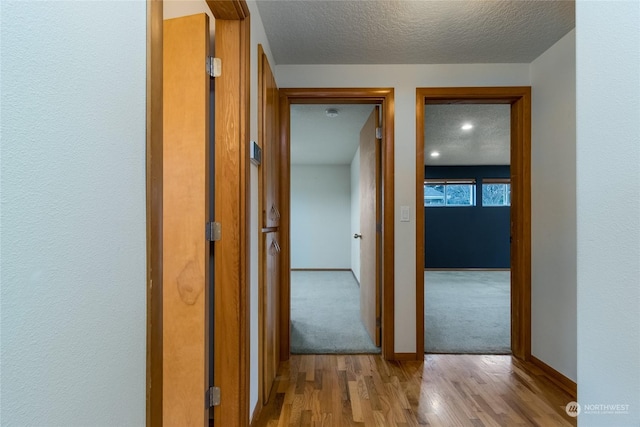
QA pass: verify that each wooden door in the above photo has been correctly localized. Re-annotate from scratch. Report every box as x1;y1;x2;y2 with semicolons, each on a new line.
162;13;210;426
258;45;280;405
359;107;382;347
261;47;280;229
262;232;280;403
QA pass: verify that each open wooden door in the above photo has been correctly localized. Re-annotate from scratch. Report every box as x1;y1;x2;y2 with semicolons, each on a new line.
359;106;382;347
162;13;211;426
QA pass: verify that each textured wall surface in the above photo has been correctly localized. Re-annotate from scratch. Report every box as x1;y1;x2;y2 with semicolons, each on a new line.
530;30;577;382
576;2;640;425
1;2;146;426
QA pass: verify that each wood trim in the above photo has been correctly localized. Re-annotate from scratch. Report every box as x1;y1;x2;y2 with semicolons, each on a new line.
393;353;420;361
278;93;291;363
279;88;395;360
213;16;250;427
424;268;511;272
250;402;263;427
146;0;162;425
416;87;532;361
207;0;249;20
529;356;577;399
415;92;425;360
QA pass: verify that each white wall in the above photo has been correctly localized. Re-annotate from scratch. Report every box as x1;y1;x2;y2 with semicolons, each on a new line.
246;0;276;420
1;3;146;426
576;2;640;425
276;63;530;352
530;30;577;382
290;165;352;269
350;147;361;282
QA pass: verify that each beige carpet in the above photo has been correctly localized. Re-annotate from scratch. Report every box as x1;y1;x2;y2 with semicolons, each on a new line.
425;270;511;354
290;270;380;354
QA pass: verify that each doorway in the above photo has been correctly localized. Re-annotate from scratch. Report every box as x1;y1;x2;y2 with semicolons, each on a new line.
280;88;396;360
422;104;512;354
288;104;381;354
415;87;532;360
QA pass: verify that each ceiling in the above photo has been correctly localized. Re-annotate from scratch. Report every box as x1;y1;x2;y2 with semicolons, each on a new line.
425;104;511;166
291;104;375;165
272;1;572;166
290;103;510;166
256;0;575;65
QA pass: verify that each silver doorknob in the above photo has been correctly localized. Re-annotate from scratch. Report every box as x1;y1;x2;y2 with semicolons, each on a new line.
353;233;362;239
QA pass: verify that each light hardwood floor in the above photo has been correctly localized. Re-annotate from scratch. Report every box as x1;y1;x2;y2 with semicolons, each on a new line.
252;354;576;427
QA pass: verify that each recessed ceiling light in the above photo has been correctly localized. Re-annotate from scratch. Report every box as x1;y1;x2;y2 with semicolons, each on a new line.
461;123;473;131
325;108;339;118
430;151;440;158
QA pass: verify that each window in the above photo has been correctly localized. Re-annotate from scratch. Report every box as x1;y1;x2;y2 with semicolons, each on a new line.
424;179;476;207
482;179;511;206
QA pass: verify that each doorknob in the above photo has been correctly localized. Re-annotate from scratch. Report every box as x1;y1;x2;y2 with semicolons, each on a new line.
353;233;362;239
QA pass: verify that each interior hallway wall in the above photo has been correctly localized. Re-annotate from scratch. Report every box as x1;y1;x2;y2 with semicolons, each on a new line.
290;164;351;269
576;2;639;424
1;3;146;425
530;30;577;382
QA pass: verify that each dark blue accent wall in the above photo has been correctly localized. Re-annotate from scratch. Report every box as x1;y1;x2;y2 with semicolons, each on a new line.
424;165;510;268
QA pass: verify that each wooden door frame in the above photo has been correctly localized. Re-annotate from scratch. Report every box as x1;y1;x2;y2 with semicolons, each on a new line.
146;1;251;426
415;87;532;360
279;88;396;360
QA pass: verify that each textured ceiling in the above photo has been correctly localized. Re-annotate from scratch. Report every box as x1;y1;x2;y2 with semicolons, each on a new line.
425;104;510;166
291;104;510;166
256;0;575;64
291;104;376;165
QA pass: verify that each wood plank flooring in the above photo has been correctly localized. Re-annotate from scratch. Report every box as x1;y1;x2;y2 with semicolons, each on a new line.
252;354;576;427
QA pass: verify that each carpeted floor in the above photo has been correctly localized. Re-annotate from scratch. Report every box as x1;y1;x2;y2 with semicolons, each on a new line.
290;270;380;354
425;270;511;354
290;270;510;354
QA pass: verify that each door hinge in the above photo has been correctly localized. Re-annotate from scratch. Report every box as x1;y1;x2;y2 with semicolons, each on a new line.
375;127;382;139
376;317;382;327
206;222;222;242
206;57;221;78
207;386;221;408
376;223;382;233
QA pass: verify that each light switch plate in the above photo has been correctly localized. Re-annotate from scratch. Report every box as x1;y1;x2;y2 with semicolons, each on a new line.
400;205;410;222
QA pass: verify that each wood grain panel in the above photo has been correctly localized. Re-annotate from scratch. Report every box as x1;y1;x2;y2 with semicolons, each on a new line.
162;14;210;426
253;354;576;426
146;1;163;425
213;17;250;427
279;88;395;360
416;87;532;361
